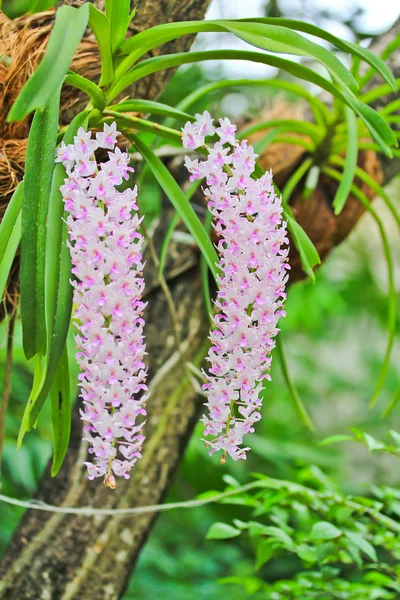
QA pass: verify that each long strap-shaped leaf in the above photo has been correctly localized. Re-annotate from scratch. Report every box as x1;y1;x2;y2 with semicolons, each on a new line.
222;22;357;93
20;87;61;360
50;346;71;477
174;79;331;128
19;111;88;437
284;209;321;283
117;20;356;94
108;100;194;123
64;73;107;110
0;214;21;304
88;4;114;87
109;49;346;102
324;166;396;409
107;49;396;157
129;134;219;280
0;182;23;265
332;107;358;215
105;0;131;52
7;3;89;121
276;336;315;432
238;17;397;92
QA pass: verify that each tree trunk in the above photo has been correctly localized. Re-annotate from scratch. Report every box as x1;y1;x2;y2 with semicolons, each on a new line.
0;7;399;599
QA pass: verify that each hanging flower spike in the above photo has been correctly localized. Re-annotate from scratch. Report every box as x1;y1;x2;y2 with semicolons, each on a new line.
56;124;148;488
182;113;289;463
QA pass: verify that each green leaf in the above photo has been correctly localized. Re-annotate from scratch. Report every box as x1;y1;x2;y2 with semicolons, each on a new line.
20;86;61;359
109;100;194;123
176;78;330;128
206;522;242;540
319;435;354;446
104;111;181;143
0;213;21;304
120;53;394;158
323;167;396;408
50;346;71;476
238;17;397;92
310;521;342;541
329;156;400;232
355;101;396;158
105;0;130;52
297;545;318;564
64;73;107;111
344;531;378;562
223;21;357;92
363;433;385;452
21;112;88;434
281;158;314;206
109;49;345;104
240;120;322;145
0;182;23;265
389;430;400;448
255;539;274;569
332;107;358;214
88;4;114;87
276;336;315;432
158;180;201;278
118;20;355;94
8;4;89;121
382;387;400;418
18;355;43;448
284;210;321;282
128;133;219;281
251;525;294;548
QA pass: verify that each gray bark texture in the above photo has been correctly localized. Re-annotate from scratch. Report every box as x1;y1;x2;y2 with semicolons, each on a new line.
0;5;399;599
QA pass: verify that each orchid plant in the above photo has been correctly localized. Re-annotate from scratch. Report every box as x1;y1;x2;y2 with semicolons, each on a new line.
0;0;398;490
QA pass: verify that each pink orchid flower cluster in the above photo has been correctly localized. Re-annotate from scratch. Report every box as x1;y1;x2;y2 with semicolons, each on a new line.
182;113;289;462
56;123;148;488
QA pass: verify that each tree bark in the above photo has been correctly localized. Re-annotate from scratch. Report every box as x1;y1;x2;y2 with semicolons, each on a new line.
0;8;399;600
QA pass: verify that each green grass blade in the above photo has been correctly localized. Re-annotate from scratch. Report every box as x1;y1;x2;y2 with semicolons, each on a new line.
7;4;89;121
20;87;61;359
88;4;114;87
332;107;358;215
0;182;23;265
276;336;315;432
129;133;219;280
50;345;71;476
